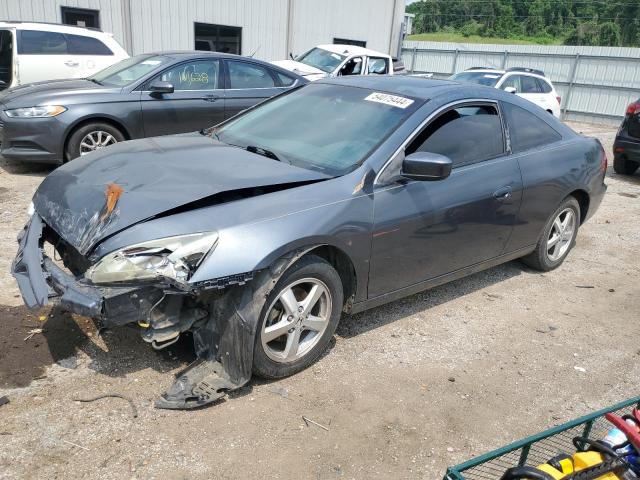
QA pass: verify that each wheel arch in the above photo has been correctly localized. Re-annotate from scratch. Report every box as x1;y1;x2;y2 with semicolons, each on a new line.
255;241;359;312
302;245;357;312
63;115;131;160
568;189;590;224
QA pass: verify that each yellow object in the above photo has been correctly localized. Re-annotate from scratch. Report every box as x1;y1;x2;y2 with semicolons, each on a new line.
533;451;622;479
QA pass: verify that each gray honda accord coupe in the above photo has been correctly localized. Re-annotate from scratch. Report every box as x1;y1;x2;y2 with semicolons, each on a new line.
0;51;306;163
12;76;607;409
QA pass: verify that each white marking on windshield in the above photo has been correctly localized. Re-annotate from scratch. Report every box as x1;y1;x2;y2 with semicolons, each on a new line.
364;92;414;109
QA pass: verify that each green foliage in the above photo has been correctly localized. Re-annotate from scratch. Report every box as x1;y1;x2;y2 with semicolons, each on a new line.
405;0;640;47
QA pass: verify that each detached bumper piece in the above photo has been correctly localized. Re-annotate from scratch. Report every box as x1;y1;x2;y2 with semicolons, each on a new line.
155;359;240;409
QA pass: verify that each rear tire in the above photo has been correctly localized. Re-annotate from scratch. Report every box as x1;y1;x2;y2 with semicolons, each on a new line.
65;122;125;162
521;196;581;271
252;255;343;379
613;156;639;175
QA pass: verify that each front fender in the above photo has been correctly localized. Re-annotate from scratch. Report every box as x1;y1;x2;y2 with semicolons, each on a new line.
189;193;373;303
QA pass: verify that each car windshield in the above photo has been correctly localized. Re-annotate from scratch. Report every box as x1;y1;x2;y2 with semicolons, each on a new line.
214;83;421;176
295;47;346;73
90;55;170;87
451;71;502;87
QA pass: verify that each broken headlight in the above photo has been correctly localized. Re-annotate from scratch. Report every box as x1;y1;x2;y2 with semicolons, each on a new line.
85;232;218;285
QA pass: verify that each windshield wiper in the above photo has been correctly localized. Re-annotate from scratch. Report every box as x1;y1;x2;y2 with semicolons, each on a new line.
86;78;102;86
246;145;284;162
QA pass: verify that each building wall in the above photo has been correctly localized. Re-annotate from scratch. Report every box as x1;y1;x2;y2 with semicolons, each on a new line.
128;0;289;60
1;0;404;60
289;0;404;57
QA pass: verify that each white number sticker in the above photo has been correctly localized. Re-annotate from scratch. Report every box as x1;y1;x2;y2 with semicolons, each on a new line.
364;92;414;109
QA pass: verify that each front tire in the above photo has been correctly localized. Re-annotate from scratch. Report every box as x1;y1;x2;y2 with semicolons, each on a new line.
521;196;581;271
65;122;125;162
252;255;343;379
613;156;639;175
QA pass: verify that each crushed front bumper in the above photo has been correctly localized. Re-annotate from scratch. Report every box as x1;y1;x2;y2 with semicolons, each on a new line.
11;214;162;326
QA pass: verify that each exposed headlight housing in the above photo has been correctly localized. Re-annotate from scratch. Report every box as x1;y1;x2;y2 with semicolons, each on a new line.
86;232;218;285
5;105;67;118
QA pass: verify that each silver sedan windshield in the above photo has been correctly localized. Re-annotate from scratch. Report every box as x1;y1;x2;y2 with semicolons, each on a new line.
215;83;421;175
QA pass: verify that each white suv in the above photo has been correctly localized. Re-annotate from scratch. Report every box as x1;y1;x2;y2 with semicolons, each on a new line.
0;22;128;90
451;67;561;118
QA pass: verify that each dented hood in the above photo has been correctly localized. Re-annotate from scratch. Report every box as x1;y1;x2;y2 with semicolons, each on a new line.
33;133;330;255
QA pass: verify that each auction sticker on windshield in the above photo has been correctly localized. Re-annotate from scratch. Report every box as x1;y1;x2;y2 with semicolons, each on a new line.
364;92;414;109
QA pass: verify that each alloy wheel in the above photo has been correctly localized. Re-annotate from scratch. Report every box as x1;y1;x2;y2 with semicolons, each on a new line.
546;207;576;262
260;278;332;363
79;130;118;156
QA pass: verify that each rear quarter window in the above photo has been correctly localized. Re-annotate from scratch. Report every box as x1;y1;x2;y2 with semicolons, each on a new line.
503;102;562;153
67;34;113;55
536;78;553;94
275;71;296;87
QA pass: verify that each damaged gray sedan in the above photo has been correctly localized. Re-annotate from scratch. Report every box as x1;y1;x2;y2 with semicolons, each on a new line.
12;76;607;409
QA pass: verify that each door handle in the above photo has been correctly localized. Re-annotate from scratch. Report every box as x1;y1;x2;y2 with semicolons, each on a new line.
64;60;79;67
493;186;513;201
201;95;220;102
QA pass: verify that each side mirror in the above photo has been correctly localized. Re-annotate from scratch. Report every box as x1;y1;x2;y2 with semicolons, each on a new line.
401;152;452;181
504;86;517;94
149;80;174;95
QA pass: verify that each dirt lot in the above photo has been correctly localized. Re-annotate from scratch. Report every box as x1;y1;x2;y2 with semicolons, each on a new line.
0;122;638;480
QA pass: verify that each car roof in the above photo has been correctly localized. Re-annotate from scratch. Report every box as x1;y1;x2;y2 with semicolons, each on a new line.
460;68;551;83
319;75;460;100
317;44;390;58
136;51;308;81
0;21;109;37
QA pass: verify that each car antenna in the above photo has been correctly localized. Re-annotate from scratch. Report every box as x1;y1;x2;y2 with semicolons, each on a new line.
248;45;261;58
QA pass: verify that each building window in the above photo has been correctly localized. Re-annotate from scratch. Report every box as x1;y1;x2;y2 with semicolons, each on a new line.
61;7;100;29
194;23;241;55
333;38;366;48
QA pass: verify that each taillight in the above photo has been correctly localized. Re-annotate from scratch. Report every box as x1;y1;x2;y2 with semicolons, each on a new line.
626;102;640;116
556;96;561;105
600;143;608;177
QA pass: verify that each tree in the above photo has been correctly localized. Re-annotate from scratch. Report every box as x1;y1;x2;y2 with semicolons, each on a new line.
599;22;622;46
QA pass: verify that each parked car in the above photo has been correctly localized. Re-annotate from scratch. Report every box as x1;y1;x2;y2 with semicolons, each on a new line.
272;44;394;81
0;21;128;90
613;99;640;175
451;67;562;118
13;76;606;409
0;51;306;164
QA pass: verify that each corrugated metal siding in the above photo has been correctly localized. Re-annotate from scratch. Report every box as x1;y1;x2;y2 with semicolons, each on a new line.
290;0;402;56
402;40;640;125
128;0;288;59
1;0;126;46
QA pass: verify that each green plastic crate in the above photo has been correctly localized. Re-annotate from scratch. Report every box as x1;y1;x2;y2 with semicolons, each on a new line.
444;395;640;480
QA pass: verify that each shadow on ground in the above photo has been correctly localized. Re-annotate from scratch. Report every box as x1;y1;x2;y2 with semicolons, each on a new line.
337;260;524;338
0;304;195;389
0;157;54;178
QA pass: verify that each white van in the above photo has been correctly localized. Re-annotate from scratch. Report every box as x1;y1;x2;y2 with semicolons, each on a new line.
0;22;128;90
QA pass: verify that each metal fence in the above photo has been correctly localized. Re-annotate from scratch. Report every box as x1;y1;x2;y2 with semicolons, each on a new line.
401;40;640;126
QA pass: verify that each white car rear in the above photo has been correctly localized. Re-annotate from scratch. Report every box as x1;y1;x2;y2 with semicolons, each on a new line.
0;22;129;90
451;67;562;118
272;44;393;81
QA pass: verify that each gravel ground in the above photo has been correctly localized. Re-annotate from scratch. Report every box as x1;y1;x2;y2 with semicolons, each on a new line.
0;122;638;480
